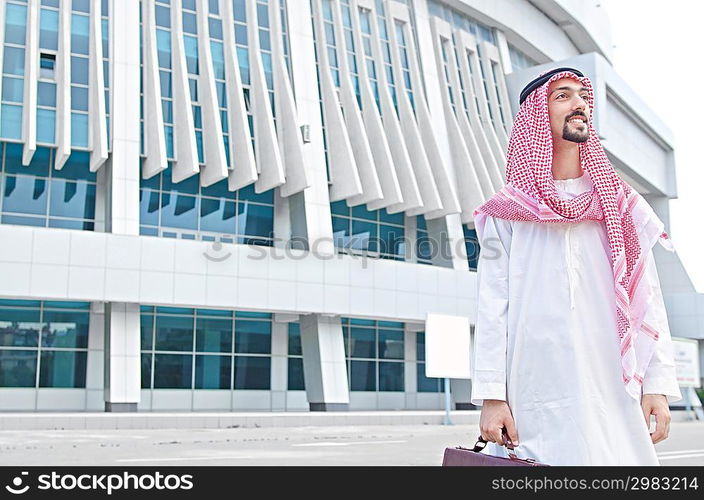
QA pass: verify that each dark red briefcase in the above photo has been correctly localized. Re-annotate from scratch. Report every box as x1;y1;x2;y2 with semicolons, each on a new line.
442;434;549;466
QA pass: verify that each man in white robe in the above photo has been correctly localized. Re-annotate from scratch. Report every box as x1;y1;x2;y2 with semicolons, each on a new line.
470;68;682;465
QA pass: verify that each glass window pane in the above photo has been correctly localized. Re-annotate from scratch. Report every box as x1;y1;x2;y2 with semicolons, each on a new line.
0;307;41;347
184;35;198;74
141;353;152;388
155;5;170;28
350;360;375;391
71;86;88;111
160;193;198;230
417;362;442;392
182;12;197;35
5;4;28;45
56;151;95;181
153;353;192;388
70;56;89;84
2;77;24;102
378;328;404;360
41;310;89;348
139;189;161;226
233;355;269;390
379;224;404;257
2;47;25;76
235;319;271;354
141;314;154;350
2;176;48;215
200;198;236;235
49;179;95;220
0;104;23;139
195;354;230;389
287;357;304;390
287;323;301;355
416;332;425;361
38;81;56;107
238;202;273;240
39;350;87;388
195;317;232;353
350;327;375;358
0;349;36;387
350;219;377;252
70;112;88;147
36;108;56;143
72;0;91;13
379;361;403;391
155;315;194;351
237;183;273;204
71;13;89;54
156;29;171;69
159;71;172;97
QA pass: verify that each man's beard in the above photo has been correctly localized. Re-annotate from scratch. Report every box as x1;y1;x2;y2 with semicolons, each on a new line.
562;122;589;143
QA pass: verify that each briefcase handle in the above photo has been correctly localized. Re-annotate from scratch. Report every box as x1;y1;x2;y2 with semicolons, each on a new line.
472;427;518;458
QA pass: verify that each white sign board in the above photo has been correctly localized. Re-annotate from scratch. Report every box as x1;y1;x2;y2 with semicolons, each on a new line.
424;313;471;379
672;337;701;388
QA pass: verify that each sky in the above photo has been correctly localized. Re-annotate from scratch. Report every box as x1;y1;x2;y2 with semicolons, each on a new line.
600;0;704;292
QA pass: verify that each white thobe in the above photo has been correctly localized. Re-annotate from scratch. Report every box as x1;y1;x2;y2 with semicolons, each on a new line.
471;171;682;466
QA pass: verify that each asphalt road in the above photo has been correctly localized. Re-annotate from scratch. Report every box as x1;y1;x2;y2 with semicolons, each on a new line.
1;420;702;466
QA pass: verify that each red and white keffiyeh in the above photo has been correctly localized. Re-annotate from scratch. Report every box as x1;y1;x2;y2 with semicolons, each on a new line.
473;69;675;401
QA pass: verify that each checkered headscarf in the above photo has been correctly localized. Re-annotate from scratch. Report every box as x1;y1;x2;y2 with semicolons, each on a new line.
473;70;674;401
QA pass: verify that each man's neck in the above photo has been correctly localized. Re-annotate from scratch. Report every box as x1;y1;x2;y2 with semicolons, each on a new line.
551;140;583;180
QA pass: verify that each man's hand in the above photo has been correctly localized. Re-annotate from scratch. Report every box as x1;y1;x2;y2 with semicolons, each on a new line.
479;399;519;447
641;394;671;444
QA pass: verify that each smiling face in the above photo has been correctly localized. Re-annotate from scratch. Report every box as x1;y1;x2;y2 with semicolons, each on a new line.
547;77;591;144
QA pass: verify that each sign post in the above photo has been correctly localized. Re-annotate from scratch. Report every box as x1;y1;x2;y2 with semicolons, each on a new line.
425;313;472;426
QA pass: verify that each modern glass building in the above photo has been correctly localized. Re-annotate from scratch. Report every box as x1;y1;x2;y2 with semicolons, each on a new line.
0;0;700;412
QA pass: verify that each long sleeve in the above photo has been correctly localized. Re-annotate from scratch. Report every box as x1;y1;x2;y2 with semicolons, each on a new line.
641;248;683;403
471;215;512;406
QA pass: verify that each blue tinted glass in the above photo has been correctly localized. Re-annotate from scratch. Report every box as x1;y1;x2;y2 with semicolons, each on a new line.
101;19;108;55
141;314;154;350
350;360;375;391
139;189;161;226
236;47;249;85
287;357;304;390
182;12;197;35
234;23;247;45
2;47;25;76
350;327;375;358
49;179;95;219
201;177;230;199
155;5;170;28
141;353;152;388
184;35;198;74
39;350;86;388
159;71;172;97
417;362;441;392
101;0;108;15
237;183;272;204
332;216;349;248
5;143;46;176
5;4;27;45
351;203;376;221
183;0;196;10
238;202;273;239
233;356;269;390
155;314;194;351
2;77;23;102
379;224;404;256
161;100;173;123
153;353;192;388
156;29;171;69
70;56;89;84
70;14;89;54
55;151;95;180
259;29;271;52
2;214;44;227
379;207;403;225
200;198;236;234
192;106;202;128
42;0;61;6
378;329;404;359
195;317;232;353
350;219;377;251
208;0;219;14
70;113;88;147
164;125;174;158
72;0;90;13
379;361;403;391
37;81;56;106
288;323;301;355
48;218;91;230
208;18;222;40
330;200;348;216
140;166;160;190
0;349;37;387
210;41;225;80
233;0;246;22
195;354;230;389
36;108;56;143
0;307;40;347
195;131;204;163
41;310;89;348
188;78;198;101
160;193;198;230
162;169;198;194
71;86;88;111
3;176;48;215
216;81;226;107
257;3;268;28
235;319;271;354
